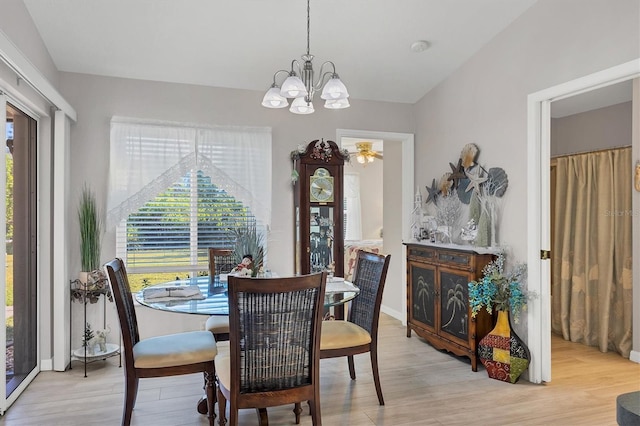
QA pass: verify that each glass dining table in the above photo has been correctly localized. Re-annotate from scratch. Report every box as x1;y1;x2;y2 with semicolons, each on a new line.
135;274;358;418
135;274;360;316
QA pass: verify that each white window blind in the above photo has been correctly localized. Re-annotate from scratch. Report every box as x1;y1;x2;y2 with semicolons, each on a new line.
108;117;271;273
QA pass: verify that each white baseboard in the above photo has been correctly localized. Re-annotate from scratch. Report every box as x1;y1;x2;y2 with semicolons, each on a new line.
630;350;640;363
41;358;54;371
380;304;404;323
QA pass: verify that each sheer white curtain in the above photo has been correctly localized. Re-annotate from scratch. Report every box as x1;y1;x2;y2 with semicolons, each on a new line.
344;172;362;240
107;117;272;229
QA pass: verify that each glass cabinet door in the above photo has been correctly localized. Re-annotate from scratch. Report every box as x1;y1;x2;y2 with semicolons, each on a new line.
309;206;334;273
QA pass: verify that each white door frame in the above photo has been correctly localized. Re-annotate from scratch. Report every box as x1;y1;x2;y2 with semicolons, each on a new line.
336;129;414;323
526;58;640;384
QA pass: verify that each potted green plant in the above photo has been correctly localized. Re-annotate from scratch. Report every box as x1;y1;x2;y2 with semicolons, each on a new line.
231;224;265;277
468;253;528;322
78;185;103;286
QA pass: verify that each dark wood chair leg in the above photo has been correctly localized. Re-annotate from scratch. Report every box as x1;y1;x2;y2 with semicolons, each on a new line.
123;375;139;426
310;397;321;425
217;387;227;426
370;347;384;405
293;402;303;424
257;408;269;426
197;397;208;415
347;355;356;380
205;370;216;425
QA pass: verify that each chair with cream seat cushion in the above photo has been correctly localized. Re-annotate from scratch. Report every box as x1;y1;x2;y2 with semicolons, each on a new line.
205;314;230;340
217;272;327;426
320;250;391;405
104;258;218;426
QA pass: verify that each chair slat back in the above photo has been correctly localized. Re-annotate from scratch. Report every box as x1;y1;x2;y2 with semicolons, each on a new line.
104;258;140;368
227;273;327;394
348;251;391;334
208;248;235;277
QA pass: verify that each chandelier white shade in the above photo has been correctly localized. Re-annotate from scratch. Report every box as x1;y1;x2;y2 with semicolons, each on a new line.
261;86;288;108
261;0;350;114
325;98;350;109
290;96;315;114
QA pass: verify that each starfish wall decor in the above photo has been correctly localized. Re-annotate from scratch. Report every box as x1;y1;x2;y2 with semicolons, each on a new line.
425;178;440;205
448;158;466;189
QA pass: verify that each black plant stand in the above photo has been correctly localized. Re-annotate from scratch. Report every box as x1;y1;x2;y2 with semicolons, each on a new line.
70;278;121;377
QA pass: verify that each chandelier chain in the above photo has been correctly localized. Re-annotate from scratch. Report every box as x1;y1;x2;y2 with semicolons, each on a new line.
306;0;311;56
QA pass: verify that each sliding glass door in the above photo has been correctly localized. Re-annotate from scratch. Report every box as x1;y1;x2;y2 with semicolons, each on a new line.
1;98;39;414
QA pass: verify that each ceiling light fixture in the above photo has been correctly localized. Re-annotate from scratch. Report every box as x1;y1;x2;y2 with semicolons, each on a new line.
410;40;430;53
354;141;383;165
261;0;350;114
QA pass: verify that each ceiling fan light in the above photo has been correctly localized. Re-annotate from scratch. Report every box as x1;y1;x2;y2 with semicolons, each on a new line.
261;87;289;108
356;153;366;164
280;75;308;98
321;76;349;100
290;97;315;114
324;98;350;109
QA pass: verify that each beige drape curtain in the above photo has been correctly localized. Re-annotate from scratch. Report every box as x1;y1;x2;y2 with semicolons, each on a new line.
551;147;632;357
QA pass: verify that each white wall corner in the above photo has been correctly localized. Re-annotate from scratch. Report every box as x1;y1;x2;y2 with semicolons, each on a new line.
40;358;53;371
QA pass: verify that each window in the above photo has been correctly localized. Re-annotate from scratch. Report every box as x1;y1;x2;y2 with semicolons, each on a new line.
108;118;271;275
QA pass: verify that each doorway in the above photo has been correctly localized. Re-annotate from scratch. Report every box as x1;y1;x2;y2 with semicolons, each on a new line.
549;89;633;359
336;129;414;322
526;59;640;384
2;100;39;414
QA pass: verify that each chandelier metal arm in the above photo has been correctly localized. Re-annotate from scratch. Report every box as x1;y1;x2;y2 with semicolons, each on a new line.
271;69;291;86
290;59;303;76
314;61;338;89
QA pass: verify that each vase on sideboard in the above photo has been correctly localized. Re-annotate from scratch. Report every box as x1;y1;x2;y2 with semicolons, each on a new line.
477;310;530;383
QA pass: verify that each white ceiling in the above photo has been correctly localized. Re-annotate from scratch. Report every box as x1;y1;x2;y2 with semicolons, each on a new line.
22;0;539;104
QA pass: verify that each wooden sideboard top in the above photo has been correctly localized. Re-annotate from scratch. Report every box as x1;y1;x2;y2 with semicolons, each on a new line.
402;240;501;256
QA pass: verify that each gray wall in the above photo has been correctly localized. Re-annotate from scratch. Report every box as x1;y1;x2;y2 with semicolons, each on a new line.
414;0;639;264
413;0;639;357
2;0;640;365
57;71;414;283
551;101;632;156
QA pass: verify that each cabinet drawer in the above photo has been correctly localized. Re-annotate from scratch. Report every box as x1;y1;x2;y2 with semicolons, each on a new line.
437;250;474;270
407;246;436;262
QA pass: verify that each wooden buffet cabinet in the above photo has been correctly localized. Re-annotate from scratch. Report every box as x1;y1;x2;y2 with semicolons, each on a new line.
405;242;496;371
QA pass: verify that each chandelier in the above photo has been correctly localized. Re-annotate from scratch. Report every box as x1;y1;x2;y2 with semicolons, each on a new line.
261;0;350;114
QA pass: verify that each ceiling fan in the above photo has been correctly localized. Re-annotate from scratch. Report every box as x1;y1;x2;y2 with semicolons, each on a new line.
352;141;383;165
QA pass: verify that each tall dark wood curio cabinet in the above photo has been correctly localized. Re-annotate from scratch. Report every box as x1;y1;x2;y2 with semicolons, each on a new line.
293;139;346;277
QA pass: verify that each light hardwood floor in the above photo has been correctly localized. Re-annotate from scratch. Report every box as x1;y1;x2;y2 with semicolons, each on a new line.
1;314;638;425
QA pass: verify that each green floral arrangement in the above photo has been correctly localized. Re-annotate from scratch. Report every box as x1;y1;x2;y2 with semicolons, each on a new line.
468;252;528;322
231;224;265;277
78;185;102;272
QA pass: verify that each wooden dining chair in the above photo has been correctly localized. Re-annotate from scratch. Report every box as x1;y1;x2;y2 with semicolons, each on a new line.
319;250;391;405
104;258;219;426
205;248;234;341
216;272;327;426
